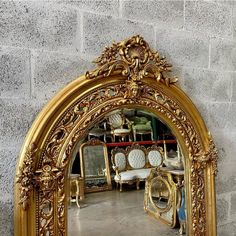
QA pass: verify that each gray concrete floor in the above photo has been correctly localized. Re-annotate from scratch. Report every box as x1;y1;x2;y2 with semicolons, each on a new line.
68;189;180;236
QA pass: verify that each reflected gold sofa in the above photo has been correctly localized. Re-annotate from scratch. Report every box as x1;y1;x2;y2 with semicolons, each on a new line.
111;143;163;191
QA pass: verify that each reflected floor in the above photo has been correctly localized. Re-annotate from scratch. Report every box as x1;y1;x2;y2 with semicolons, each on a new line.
68;189;179;236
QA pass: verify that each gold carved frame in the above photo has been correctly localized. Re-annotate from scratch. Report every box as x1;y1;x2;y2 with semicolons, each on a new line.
14;35;218;236
144;168;181;228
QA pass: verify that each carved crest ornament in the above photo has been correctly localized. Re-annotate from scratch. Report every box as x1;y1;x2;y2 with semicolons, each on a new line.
15;35;218;236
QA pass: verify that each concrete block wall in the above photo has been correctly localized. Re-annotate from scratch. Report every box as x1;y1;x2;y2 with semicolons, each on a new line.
0;0;235;235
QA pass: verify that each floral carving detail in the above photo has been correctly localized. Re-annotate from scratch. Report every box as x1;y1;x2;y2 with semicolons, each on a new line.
208;137;218;175
86;35;178;86
16;143;37;210
18;36;218;236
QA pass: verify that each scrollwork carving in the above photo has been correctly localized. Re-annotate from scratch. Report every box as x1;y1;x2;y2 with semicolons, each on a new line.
17;35;218;236
86;35;178;86
35;165;64;236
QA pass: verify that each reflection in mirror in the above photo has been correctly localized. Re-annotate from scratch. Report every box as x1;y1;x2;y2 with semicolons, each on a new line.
68;108;186;236
41;201;52;215
151;178;170;209
80;140;112;193
83;146;105;177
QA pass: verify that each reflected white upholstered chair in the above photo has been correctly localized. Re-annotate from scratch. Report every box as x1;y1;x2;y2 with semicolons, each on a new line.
111;147;127;191
107;112;132;142
126;145;149;190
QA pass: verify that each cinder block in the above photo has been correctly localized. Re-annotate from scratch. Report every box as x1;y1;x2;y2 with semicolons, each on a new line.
0;99;43;148
226;102;236;129
82;12;155;56
185;1;232;37
183;68;232;104
207;103;230;130
155;29;209;68
58;0;119;16
215;0;236;6
230;192;236;219
217;221;236;236
232;6;236;38
0;149;18;201
0;200;14;236
214;131;236;194
0;47;30;98
210;39;236;71
32;51;93;101
0;1;79;52
217;194;230;223
122;0;184;29
232;78;236;101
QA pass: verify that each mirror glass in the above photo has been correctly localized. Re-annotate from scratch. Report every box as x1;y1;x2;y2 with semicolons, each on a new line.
80;141;112;193
68;108;186;235
151;178;170;209
83;146;105;177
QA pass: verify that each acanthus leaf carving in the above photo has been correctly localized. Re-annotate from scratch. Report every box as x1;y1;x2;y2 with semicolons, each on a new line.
18;36;218;236
86;35;178;87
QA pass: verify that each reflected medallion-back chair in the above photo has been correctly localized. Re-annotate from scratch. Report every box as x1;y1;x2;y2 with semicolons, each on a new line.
106;112;132;142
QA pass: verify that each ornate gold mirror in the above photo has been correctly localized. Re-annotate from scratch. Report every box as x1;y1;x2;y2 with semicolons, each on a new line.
14;35;218;236
144;168;183;230
80;139;112;193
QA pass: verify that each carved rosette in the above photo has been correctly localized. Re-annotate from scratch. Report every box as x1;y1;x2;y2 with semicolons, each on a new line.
19;35;218;236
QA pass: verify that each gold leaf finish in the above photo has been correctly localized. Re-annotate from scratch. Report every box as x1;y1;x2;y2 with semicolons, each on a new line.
16;143;37;210
86;35;178;86
14;36;218;236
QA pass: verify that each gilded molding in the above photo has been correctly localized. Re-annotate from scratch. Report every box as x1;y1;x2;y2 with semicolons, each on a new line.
15;35;218;236
40;83;210;235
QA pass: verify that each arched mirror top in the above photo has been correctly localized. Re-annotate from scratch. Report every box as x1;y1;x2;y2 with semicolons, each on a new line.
15;35;218;236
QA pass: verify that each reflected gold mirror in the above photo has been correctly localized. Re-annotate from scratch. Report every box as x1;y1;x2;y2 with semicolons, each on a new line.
80;139;112;193
150;176;170;210
14;35;218;236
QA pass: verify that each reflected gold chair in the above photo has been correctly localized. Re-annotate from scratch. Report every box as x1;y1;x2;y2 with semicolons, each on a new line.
107;111;132;142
